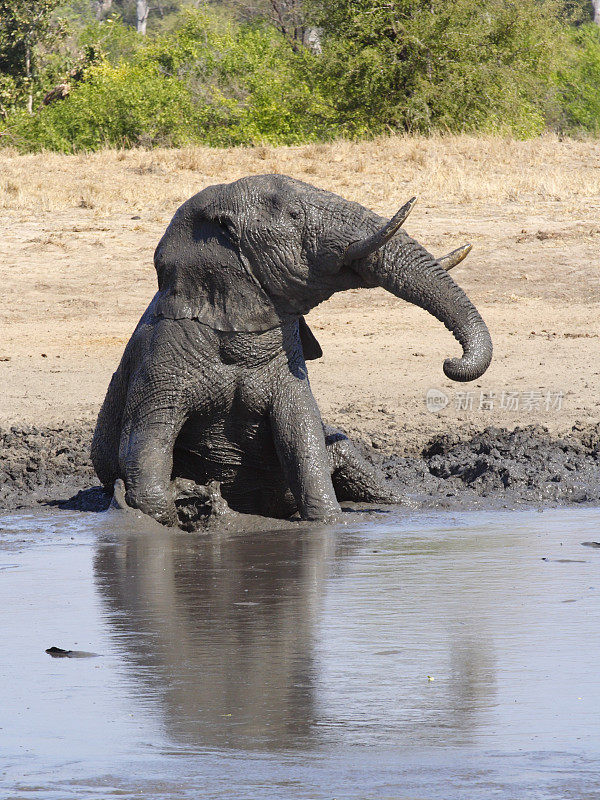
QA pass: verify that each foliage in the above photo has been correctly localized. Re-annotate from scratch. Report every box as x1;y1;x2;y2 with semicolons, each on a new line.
5;9;329;151
556;24;600;132
308;0;568;137
139;10;329;145
105;0;183;33
1;0;600;150
0;0;66;112
0;72;17;117
76;14;143;62
10;59;200;150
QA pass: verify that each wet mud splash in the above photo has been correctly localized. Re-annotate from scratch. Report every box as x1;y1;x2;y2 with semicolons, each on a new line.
1;421;600;513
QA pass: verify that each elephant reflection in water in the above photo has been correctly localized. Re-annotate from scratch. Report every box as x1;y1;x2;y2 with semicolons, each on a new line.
94;526;497;751
94;528;335;750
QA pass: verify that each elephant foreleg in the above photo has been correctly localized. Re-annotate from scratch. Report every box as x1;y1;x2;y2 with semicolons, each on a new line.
324;425;401;504
270;378;341;521
119;379;189;526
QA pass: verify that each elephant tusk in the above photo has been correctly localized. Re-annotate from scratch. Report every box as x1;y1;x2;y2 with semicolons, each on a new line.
438;243;472;271
344;196;417;264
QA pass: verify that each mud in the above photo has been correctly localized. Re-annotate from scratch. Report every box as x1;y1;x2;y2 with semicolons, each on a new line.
2;421;600;514
0;424;99;511
372;423;600;508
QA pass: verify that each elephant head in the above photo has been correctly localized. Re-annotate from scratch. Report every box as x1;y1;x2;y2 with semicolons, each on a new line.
153;174;492;381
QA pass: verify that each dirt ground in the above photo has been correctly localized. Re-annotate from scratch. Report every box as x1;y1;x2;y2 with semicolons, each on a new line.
2;134;600;456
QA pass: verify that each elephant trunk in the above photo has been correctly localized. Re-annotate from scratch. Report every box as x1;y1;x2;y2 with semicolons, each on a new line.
359;238;493;382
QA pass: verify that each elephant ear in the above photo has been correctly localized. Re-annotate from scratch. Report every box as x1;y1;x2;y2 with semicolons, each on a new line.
298;317;323;360
152;190;288;332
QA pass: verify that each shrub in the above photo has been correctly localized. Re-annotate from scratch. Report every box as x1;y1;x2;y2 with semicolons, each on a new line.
556;24;600;133
4;9;329;151
139;9;330;146
310;0;567;137
9;59;202;151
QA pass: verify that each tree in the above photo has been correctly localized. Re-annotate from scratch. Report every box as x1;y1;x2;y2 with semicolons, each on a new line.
223;0;317;51
136;0;149;33
0;0;64;113
93;0;113;19
269;0;306;51
593;0;600;24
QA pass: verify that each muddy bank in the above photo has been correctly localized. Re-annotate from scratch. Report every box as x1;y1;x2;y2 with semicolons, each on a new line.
0;425;97;511
371;424;600;508
2;422;600;515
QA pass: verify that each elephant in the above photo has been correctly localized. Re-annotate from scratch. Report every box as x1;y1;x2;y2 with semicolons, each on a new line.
91;174;492;527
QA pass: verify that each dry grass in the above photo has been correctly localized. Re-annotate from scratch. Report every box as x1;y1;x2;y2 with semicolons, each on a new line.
2;134;600;216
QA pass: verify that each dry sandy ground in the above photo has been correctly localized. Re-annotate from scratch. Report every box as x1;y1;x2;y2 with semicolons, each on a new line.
1;134;600;454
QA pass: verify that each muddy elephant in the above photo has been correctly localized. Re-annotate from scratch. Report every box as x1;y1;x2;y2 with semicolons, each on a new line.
92;175;492;525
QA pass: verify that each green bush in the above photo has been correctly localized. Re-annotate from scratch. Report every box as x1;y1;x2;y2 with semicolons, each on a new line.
0;73;18;116
310;0;567;137
0;0;67;113
556;24;600;133
5;9;329;151
9;59;202;150
139;9;330;146
76;15;143;64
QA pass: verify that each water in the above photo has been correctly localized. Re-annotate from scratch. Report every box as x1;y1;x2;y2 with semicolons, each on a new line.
0;506;599;799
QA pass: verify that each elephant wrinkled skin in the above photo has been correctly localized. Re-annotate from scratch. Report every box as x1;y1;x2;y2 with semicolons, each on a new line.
92;175;493;526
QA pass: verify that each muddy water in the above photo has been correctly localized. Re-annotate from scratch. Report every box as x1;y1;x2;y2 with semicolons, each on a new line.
1;507;599;799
